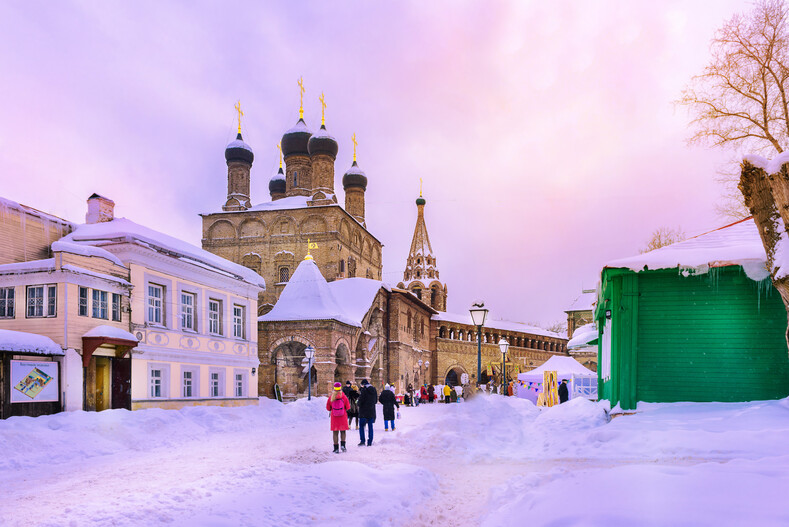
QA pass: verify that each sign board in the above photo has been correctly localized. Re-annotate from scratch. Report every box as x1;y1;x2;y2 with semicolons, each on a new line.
460;373;469;385
10;360;60;403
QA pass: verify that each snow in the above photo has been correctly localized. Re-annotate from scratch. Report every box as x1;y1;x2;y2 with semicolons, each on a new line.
743;152;789;175
225;139;252;152
52;239;125;267
0;258;55;274
270;170;285;181
566;289;596;312
61;218;265;289
83;325;138;342
518;355;596;380
260;258;359;326
285;119;311;135
0;196;74;227
605;218;771;281
61;264;132;286
0;328;63;355
248;195;311;211
433;311;565;339
2;396;788;525
328;277;388;325
273;250;294;257
567;322;598;349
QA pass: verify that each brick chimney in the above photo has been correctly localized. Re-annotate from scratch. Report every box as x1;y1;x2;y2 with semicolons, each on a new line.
86;193;115;224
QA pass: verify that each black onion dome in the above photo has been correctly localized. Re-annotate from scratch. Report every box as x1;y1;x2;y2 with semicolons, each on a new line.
307;125;338;158
225;133;254;164
416;197;426;206
342;161;368;190
269;167;286;194
281;118;312;157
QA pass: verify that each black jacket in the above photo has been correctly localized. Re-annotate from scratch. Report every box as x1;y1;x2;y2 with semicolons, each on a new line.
347;388;360;415
558;383;569;403
357;384;378;420
379;389;399;421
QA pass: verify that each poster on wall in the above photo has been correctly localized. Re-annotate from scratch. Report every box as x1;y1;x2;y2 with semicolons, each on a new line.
10;360;59;403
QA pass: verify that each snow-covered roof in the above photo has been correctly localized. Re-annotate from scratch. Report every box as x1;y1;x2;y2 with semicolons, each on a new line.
271;170;285;182
52;239;125;267
0;329;63;355
0;196;74;227
312;127;335;141
260;258;359;326
432;311;566;339
61;218;265;289
329;278;388;326
566;290;596;313
0;259;55;274
248;195;311;212
568;323;598;349
605;218;770;282
518;356;596;380
83;325;138;342
286;120;311;135
61;265;131;286
226;139;252;152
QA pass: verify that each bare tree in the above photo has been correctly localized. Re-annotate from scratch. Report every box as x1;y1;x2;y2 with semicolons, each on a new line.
639;226;686;254
681;0;789;348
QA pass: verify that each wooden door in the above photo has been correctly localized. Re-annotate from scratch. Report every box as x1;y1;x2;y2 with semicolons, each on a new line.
111;357;131;410
95;357;110;411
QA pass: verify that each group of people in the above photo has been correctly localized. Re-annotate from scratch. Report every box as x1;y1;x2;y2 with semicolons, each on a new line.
403;383;468;405
326;380;401;452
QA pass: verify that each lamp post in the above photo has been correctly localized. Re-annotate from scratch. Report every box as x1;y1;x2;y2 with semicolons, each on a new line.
417;359;423;385
469;303;489;390
304;345;315;401
498;338;509;396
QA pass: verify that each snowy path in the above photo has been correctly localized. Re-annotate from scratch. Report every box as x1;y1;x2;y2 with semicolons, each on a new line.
2;396;789;526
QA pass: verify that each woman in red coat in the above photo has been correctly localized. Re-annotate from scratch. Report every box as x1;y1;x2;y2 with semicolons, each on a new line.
327;381;351;453
420;385;428;403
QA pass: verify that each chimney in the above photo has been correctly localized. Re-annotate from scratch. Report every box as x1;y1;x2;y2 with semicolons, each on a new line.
86;194;115;224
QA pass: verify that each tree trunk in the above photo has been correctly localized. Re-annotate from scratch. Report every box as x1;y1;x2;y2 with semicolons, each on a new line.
740;161;789;352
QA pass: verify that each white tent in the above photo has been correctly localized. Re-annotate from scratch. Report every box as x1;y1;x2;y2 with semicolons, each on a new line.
517;355;597;402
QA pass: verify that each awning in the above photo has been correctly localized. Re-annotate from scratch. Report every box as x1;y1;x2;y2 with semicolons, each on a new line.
81;326;139;367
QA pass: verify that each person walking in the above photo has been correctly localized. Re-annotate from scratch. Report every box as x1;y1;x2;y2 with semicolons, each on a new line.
406;383;414;407
443;384;451;404
327;382;350;453
558;379;569;404
427;384;435;403
347;383;360;429
357;379;377;446
450;385;458;403
379;383;399;431
420;385;428;404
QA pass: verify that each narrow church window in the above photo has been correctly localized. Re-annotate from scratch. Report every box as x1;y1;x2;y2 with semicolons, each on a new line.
294;171;298;187
407;312;412;330
279;267;290;283
416;270;421;278
339;259;345;273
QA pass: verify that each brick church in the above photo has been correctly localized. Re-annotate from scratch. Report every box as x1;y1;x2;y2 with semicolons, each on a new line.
201;94;567;398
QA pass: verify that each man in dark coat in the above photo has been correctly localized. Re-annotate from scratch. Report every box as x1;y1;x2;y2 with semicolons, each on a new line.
357;379;378;446
342;380;352;398
558;379;569;404
427;384;435;403
379;385;399;431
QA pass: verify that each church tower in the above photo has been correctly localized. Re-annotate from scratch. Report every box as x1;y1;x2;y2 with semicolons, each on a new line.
397;190;447;311
307;92;339;206
223;102;254;211
342;133;367;227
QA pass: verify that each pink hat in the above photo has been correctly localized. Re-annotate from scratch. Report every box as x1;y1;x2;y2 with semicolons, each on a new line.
333;382;342;390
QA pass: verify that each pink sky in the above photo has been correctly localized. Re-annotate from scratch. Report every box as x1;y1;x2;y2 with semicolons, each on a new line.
0;0;753;327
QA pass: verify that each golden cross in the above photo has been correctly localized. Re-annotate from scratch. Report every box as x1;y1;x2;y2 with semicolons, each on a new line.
298;76;305;119
419;178;423;197
319;92;326;126
277;142;282;168
352;133;358;162
234;100;243;134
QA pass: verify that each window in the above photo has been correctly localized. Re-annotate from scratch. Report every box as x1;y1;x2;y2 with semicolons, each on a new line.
92;289;108;319
112;293;122;322
183;370;193;398
27;285;56;318
149;363;169;398
181;292;196;331
78;287;88;317
339;259;345;273
293;171;298;187
0;287;14;318
279;267;289;283
233;305;245;339
208;299;222;335
235;372;245;397
209;369;225;397
148;284;163;325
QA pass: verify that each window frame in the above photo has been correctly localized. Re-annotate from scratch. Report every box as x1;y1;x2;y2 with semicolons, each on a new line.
111;293;122;322
278;266;290;283
232;304;245;340
209;368;225;397
208;298;222;336
26;284;57;318
180;291;197;332
148;363;170;399
78;286;89;317
181;366;200;398
92;289;108;320
233;369;247;398
147;283;164;326
0;286;15;319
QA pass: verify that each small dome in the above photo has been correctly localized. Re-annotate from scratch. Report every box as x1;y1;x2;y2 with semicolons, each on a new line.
281;118;312;157
225;133;254;164
342;161;368;190
416;197;426;206
269;167;286;194
307;125;338;158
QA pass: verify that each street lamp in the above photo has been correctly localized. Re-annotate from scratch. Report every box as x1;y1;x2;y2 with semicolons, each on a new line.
304;345;315;401
498;338;509;396
469;303;489;390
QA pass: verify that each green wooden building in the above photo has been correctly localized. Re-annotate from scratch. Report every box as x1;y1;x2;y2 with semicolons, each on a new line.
596;218;789;410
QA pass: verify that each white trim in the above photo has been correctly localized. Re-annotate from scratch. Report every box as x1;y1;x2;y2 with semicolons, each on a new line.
148;362;171;399
180;365;200;398
208;368;225;397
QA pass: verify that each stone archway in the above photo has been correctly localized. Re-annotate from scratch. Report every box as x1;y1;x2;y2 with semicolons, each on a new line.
335;341;354;385
269;336;320;399
444;365;467;387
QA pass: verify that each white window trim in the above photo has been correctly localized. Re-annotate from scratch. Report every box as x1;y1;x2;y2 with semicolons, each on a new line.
26;284;57;318
181;292;197;332
0;286;15;319
181;365;200;398
209;368;225;398
78;286;89;317
147;284;165;327
232;304;245;340
92;289;108;320
148;363;171;399
208;299;223;336
233;369;248;398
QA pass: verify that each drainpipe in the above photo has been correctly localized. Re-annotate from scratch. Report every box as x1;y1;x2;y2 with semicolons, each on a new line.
385;290;391;384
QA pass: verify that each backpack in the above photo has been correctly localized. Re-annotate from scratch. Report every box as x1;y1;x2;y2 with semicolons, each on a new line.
331;397;346;417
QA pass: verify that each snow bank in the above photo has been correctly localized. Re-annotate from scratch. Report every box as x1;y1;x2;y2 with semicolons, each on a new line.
0;328;63;355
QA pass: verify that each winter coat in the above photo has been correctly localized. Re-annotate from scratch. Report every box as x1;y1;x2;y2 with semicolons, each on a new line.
443;385;451;397
450;388;458;402
357;384;378;420
428;385;435;400
347;388;360;416
327;393;351;431
558;382;569;403
420;386;428;401
379;389;399;421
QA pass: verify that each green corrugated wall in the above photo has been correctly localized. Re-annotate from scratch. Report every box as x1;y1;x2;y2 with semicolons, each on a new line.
599;266;789;409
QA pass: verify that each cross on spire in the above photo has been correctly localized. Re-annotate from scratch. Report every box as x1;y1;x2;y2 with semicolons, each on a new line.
319;92;326;126
420;178;423;197
352;133;358;162
277;142;282;168
234;100;243;134
298;76;305;119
